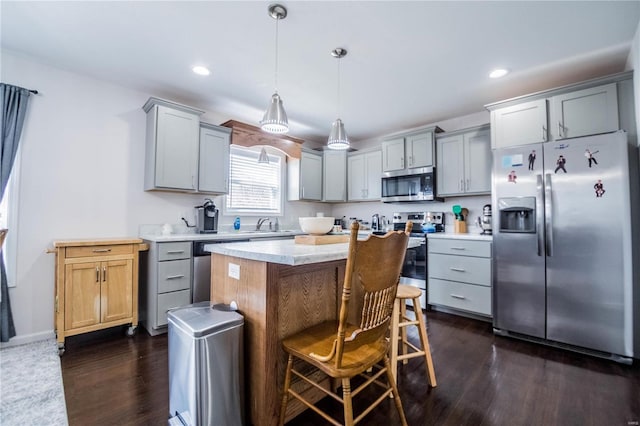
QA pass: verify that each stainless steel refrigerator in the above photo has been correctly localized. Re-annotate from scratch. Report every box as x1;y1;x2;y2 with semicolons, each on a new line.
492;130;638;362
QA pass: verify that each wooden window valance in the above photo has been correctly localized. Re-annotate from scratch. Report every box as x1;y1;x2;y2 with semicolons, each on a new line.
221;120;305;159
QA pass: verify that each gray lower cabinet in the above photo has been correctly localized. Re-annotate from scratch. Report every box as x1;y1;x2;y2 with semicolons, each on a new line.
427;237;492;317
141;241;193;335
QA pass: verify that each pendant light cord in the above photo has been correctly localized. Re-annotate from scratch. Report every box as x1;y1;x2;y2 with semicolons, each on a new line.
336;56;341;119
274;16;279;94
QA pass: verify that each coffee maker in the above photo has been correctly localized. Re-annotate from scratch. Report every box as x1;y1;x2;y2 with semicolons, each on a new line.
477;204;492;235
195;199;219;234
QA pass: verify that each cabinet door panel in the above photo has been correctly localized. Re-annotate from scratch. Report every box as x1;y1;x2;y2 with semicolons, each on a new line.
323;150;346;201
381;138;405;171
493;99;547;148
155;105;200;190
464;129;492;194
407;131;433;168
65;262;101;330
300;152;322;200
101;259;133;323
436;135;464;196
198;126;230;193
347;154;366;201
365;151;382;199
551;83;619;140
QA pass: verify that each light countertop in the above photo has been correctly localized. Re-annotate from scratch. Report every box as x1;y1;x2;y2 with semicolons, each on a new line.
427;232;493;241
205;236;424;266
139;230;304;242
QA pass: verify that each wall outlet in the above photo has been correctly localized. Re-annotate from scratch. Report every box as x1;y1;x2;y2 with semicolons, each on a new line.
228;263;240;280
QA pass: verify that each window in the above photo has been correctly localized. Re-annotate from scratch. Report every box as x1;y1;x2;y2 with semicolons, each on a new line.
0;154;20;288
225;145;283;215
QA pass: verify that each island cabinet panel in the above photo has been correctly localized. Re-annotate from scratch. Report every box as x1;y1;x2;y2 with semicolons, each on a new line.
211;254;347;426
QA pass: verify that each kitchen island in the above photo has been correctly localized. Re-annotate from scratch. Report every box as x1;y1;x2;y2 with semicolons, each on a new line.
205;237;421;426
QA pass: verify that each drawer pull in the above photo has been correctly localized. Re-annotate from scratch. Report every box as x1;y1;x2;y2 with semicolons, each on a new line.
93;248;112;253
449;267;466;272
166;250;185;254
450;294;466;300
166;274;185;280
450;247;466;251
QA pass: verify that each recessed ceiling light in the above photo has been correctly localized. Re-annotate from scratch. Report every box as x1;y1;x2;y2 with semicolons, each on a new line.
192;66;210;76
489;68;509;79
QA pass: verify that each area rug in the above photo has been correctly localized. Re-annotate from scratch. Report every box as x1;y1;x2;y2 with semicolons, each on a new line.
0;338;68;425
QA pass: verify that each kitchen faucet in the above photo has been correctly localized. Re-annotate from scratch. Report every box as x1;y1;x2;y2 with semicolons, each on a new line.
255;217;270;231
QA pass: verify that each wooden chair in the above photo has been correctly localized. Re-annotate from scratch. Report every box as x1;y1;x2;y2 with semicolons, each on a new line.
390;283;437;387
0;229;7;249
279;221;412;426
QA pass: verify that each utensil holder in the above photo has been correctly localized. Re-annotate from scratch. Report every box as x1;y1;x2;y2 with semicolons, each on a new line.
454;220;467;234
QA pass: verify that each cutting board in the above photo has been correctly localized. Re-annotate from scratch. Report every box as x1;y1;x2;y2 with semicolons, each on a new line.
294;234;350;245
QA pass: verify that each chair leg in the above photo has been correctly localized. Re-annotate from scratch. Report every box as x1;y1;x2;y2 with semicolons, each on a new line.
342;378;354;426
278;355;294;426
383;356;408;426
400;300;408;365
390;298;401;382
413;296;437;387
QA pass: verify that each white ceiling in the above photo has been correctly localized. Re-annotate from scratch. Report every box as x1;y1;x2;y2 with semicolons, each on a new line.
2;1;639;142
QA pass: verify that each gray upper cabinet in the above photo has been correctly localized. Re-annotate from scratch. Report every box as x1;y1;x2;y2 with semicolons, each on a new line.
198;123;231;194
488;77;626;149
288;150;322;201
144;98;204;191
491;99;547;149
348;150;381;201
323;150;347;202
381;126;442;172
550;83;618;140
437;125;491;197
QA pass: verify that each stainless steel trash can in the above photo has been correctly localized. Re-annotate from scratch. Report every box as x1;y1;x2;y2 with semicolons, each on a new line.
168;302;244;426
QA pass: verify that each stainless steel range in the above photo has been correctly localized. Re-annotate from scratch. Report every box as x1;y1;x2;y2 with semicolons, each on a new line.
393;211;445;309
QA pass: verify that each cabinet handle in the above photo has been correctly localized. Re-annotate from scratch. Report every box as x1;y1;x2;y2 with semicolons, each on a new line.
401;157;404;168
449;267;466;272
460;180;463;192
542;125;547;141
166;274;185;280
466;179;470;191
450;294;466;300
450;247;466;251
192;175;195;189
558;122;562;138
408;155;413;167
93;248;111;253
166;250;185;254
96;267;100;283
103;266;106;282
302;187;305;198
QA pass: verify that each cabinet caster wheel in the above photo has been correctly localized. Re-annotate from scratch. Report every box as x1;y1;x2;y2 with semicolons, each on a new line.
126;326;137;337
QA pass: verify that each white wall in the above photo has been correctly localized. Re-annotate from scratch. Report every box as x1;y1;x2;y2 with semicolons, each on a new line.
0;50;329;344
626;18;640;148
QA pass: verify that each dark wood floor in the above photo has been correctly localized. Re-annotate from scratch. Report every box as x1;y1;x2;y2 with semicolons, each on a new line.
60;310;640;426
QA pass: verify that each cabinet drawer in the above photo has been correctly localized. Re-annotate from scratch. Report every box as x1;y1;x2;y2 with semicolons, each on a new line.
157;289;191;327
428;279;491;316
428;238;491;257
66;244;133;258
158;259;191;293
428;253;491;286
158;242;192;261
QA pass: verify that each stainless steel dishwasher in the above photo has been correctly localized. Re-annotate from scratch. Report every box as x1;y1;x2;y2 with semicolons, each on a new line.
192;240;249;303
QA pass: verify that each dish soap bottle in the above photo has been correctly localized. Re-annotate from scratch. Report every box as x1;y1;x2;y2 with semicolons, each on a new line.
234;217;241;230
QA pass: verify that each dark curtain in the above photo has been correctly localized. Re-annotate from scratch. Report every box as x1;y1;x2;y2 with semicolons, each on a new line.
0;83;32;342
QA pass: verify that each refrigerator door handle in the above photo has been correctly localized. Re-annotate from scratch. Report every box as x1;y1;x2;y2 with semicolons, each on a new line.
536;174;544;256
544;173;554;256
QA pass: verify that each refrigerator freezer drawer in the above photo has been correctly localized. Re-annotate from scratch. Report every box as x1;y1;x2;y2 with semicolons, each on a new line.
158;259;192;293
428;238;491;258
428;279;491;316
428;253;491;286
157;290;191;327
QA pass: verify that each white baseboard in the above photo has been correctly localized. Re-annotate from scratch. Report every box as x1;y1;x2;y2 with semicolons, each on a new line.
0;330;56;349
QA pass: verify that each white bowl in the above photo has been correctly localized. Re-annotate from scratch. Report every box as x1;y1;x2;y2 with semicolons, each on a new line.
299;217;335;235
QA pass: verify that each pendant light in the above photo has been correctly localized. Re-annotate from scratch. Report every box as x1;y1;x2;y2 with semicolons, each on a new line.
327;48;350;150
258;147;270;164
260;4;289;134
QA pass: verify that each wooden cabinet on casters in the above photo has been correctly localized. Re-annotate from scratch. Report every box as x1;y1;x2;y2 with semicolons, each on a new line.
51;238;147;355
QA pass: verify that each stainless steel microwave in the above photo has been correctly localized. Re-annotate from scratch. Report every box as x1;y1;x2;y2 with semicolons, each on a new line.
381;166;439;202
